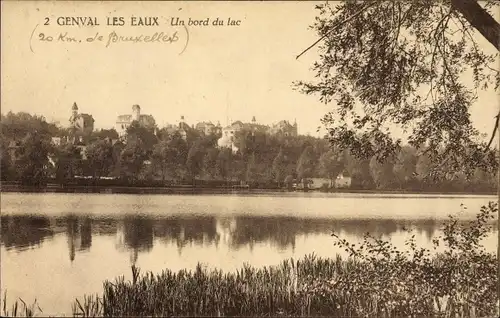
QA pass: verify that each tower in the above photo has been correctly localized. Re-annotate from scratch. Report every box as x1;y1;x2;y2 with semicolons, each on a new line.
179;115;185;129
69;102;79;143
132;104;141;122
72;102;78;118
70;102;79;128
252;116;256;123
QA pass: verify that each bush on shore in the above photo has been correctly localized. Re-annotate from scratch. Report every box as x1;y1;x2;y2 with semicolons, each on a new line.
69;202;498;317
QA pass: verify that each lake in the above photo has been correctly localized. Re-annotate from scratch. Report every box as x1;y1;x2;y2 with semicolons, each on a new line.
1;192;497;316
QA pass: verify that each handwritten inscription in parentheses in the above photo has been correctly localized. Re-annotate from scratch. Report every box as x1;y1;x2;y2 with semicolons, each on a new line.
29;20;189;55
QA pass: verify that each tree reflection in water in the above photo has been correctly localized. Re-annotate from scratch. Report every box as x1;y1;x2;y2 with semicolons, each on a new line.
117;216;154;264
1;214;440;263
0;215;54;251
153;216;220;255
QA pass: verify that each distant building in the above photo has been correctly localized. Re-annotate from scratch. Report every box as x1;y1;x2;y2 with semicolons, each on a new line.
51;135;88;156
6;140;21;163
335;174;352;188
304;178;330;190
195;121;222;135
218;123;240;153
268;119;298;137
297;174;352;190
217;116;269;153
176;115;191;140
177;115;190;131
161;116;193;140
73;136;88;160
69;102;95;135
225;117;269;134
115;105;156;138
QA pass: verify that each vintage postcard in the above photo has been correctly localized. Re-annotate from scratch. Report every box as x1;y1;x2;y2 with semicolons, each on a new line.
1;1;499;317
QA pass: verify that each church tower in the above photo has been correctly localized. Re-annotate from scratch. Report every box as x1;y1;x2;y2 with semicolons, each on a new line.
132;104;141;122
70;102;79;126
72;102;78;117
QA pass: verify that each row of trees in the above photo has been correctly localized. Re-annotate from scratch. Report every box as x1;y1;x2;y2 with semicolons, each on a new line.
0;111;497;192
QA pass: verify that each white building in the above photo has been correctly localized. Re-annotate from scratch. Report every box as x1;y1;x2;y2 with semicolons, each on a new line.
115;105;156;138
218;125;239;153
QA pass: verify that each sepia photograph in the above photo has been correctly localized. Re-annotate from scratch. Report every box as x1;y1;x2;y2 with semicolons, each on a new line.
1;0;499;317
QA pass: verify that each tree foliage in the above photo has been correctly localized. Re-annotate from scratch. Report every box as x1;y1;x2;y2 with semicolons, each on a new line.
370;155;396;190
85;139;115;181
216;148;233;181
55;143;83;183
91;128;119;141
186;142;205;181
15;133;53;186
126;120;158;151
1;111;59;140
297;146;316;181
0;111;497;192
119;140;148;181
203;148;219;179
0;138;13;181
393;146;418;188
318;148;345;186
246;152;258;182
296;0;499;176
272;148;288;185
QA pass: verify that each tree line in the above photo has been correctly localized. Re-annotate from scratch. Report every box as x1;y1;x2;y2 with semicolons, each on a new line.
0;111;497;192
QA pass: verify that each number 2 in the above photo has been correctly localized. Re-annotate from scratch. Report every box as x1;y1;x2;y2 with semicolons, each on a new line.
44;17;49;25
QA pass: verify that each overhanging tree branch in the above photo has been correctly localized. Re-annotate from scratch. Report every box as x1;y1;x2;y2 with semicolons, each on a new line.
487;112;500;150
296;2;377;60
450;0;500;51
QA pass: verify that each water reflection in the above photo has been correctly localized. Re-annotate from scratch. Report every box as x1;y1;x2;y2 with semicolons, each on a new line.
1;214;443;263
153;216;221;253
1;215;55;251
63;216;93;261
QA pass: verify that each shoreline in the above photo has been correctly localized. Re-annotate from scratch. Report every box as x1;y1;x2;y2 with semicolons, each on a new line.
0;183;496;196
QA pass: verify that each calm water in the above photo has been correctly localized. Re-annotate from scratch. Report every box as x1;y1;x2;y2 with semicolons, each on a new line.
1;192;497;316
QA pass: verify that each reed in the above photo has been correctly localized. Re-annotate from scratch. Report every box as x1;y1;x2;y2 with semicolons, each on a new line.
70;252;496;317
71;203;498;317
1;291;43;317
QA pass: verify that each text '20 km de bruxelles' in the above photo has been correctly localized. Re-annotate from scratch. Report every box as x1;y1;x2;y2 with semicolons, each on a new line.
38;31;180;48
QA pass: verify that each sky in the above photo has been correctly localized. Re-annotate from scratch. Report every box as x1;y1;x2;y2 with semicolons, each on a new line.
1;1;499;140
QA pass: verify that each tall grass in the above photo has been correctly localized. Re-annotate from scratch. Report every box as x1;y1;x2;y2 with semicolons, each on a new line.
71;255;362;317
1;290;43;317
71;202;498;317
71;253;496;317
